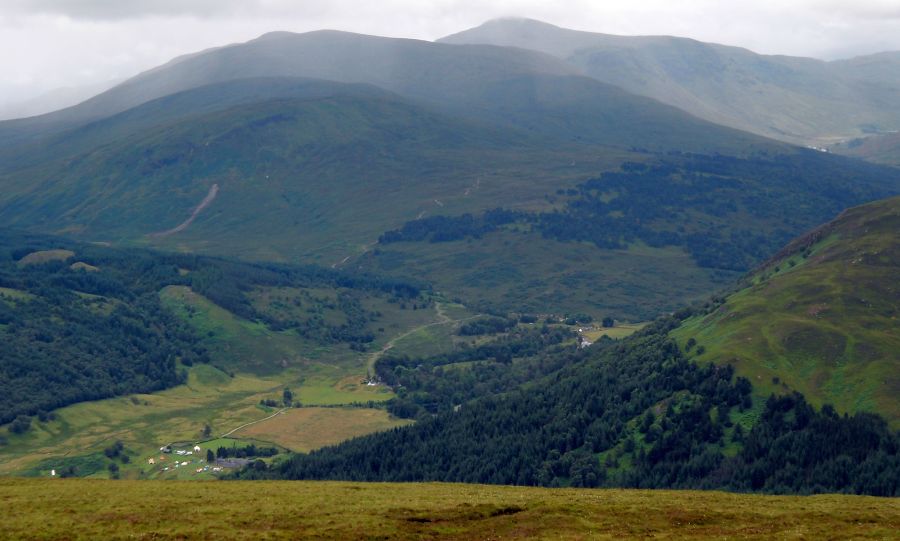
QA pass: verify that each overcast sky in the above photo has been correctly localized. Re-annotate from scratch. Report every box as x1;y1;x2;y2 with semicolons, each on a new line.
2;0;900;106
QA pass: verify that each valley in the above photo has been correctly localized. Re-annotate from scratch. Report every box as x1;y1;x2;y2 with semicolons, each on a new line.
1;10;899;538
0;232;467;478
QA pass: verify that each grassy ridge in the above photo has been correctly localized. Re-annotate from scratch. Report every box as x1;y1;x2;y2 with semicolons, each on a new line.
673;196;900;425
2;479;897;540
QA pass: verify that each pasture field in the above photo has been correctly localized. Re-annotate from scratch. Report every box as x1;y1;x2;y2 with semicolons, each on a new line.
2;479;898;540
582;322;648;342
233;407;412;451
0;359;404;479
0;286;35;301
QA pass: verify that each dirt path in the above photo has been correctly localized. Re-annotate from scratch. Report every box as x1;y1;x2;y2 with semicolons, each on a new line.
365;303;478;378
220;408;287;438
331;240;377;269
150;183;219;238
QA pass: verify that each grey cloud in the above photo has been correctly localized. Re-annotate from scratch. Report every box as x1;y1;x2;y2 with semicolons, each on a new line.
7;0;257;20
814;0;900;20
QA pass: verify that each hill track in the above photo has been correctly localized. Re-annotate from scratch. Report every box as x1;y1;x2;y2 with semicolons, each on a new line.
366;302;478;378
149;183;219;238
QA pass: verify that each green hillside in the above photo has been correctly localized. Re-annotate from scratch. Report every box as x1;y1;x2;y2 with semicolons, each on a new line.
440;18;900;146
0;77;395;174
0;92;551;261
673;196;900;425
359;153;900;317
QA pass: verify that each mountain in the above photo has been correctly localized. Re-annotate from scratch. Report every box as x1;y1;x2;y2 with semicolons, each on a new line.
0;29;776;156
440;18;900;146
0;29;897;321
0;30;574;149
0;81;561;263
674;196;900;425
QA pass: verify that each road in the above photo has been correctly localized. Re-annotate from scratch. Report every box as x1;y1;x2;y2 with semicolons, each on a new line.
365;302;479;378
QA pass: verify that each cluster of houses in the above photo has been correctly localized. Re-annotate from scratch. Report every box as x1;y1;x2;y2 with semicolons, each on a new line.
149;445;223;475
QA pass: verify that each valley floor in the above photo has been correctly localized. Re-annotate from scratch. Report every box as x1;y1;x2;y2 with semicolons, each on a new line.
2;479;897;540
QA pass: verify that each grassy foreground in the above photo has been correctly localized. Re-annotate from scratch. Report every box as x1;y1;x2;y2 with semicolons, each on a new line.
2;479;898;540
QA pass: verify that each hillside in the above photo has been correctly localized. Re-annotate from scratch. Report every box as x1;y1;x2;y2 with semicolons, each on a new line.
0;88;585;266
0;30;573;149
831;132;900;167
673;196;900;425
440;18;900;146
4;479;898;540
357;153;900;318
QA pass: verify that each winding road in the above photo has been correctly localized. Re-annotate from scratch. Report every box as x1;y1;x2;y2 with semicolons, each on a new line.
365;302;479;378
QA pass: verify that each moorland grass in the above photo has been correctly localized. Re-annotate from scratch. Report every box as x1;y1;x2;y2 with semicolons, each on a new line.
1;479;897;540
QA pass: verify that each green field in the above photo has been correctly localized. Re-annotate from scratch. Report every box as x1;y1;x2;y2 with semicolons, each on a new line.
582;322;648;342
2;479;897;540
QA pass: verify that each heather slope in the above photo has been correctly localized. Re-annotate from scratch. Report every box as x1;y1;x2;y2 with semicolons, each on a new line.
674;196;900;425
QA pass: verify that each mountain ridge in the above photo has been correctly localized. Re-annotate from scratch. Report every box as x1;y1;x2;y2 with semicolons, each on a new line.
440;18;900;146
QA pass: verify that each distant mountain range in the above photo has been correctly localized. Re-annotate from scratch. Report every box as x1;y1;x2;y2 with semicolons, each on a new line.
441;18;900;147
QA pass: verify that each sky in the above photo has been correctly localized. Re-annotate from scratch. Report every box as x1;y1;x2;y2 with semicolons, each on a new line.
1;0;900;107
